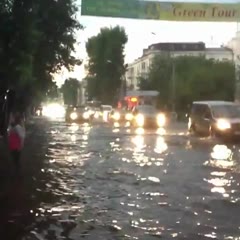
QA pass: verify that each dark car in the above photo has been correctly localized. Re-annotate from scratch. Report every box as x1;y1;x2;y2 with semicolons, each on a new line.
131;105;166;128
65;106;90;123
188;101;240;138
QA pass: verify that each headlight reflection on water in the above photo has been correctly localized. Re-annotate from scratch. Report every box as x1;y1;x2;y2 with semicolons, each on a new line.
154;137;168;154
211;145;233;161
205;144;236;199
69;123;79;132
132;135;145;151
205;145;234;169
156;128;166;135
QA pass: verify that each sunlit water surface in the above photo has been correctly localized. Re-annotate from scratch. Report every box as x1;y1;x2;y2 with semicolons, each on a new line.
15;120;240;240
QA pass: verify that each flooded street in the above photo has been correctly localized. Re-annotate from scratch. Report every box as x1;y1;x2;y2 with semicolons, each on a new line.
2;118;240;240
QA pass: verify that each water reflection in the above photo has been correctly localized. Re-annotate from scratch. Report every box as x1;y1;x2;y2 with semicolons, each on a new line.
211;145;233;160
207;173;230;198
113;122;120;128
154;136;168;154
207;145;234;169
205;145;234;198
20;119;240;240
132;135;145;151
71;135;76;142
135;127;144;135
69;123;79;132
156;128;166;135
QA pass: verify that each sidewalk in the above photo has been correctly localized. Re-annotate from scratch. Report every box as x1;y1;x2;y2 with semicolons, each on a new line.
0;117;49;239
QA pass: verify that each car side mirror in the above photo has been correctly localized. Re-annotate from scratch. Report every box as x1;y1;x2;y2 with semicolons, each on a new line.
203;115;210;121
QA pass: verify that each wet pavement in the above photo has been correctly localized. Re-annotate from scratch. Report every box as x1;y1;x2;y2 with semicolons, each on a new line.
1;118;240;240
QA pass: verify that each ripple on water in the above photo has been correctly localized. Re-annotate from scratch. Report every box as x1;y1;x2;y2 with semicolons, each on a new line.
20;122;240;240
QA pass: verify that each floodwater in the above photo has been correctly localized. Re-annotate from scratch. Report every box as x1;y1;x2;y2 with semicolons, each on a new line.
1;118;240;239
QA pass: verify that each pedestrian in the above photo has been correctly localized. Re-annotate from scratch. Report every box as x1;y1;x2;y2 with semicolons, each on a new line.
8;112;25;175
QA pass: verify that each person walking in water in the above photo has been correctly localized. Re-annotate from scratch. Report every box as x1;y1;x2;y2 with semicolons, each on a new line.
8;113;25;175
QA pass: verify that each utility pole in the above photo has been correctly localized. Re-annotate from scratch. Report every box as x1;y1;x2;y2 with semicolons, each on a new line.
171;59;176;113
169;44;176;114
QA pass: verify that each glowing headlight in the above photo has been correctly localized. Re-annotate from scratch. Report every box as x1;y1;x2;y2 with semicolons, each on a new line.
216;119;231;130
70;112;78;120
42;103;65;119
157;113;166;127
83;112;89;119
125;113;133;121
94;112;99;118
88;110;94;115
136;114;144;127
113;112;120;121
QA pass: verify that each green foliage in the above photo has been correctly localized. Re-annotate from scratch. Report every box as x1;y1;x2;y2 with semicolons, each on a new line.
61;78;80;105
141;55;235;111
138;76;152;90
0;0;81;107
86;26;128;104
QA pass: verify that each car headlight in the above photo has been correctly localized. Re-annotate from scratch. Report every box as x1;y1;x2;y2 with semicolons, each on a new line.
83;112;89;119
157;113;166;127
216;119;231;130
113;112;120;120
94;112;100;118
136;114;144;127
70;112;78;120
125;113;133;121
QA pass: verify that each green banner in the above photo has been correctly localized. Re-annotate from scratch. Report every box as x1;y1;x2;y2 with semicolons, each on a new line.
81;0;240;22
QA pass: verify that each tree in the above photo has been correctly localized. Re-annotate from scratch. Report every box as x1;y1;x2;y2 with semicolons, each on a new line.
138;76;153;90
143;55;173;109
0;0;81;134
61;78;80;105
32;0;82;96
0;0;81;108
86;26;128;104
142;55;235;112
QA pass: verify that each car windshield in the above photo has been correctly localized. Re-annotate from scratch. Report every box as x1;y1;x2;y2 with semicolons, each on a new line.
138;106;157;114
102;106;112;111
73;106;87;112
211;104;240;118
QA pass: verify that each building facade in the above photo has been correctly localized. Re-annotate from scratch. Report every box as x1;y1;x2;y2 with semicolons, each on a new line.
126;42;233;90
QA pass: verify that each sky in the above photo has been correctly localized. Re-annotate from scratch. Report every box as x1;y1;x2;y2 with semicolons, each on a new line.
54;0;240;86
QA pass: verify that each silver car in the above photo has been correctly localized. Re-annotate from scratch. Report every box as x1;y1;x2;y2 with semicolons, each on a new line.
131;105;166;128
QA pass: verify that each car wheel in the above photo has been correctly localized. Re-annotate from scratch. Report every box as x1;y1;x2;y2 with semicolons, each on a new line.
189;124;197;135
209;126;217;138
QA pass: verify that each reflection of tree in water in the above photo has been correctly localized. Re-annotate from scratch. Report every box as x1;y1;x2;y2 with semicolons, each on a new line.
145;2;161;19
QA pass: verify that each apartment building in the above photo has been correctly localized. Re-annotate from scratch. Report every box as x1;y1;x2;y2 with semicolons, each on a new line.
126;42;233;90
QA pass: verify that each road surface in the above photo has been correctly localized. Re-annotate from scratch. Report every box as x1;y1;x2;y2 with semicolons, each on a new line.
0;118;240;240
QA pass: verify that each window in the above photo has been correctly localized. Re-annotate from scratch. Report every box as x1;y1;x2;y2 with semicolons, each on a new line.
142;62;146;70
192;104;208;117
203;108;211;119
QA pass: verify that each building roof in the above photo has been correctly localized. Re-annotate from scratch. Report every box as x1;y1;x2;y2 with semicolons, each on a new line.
193;101;236;106
148;42;206;52
205;47;233;52
126;90;159;97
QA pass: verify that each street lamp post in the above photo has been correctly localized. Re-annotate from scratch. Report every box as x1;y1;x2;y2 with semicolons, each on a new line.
168;47;176;115
171;59;176;113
